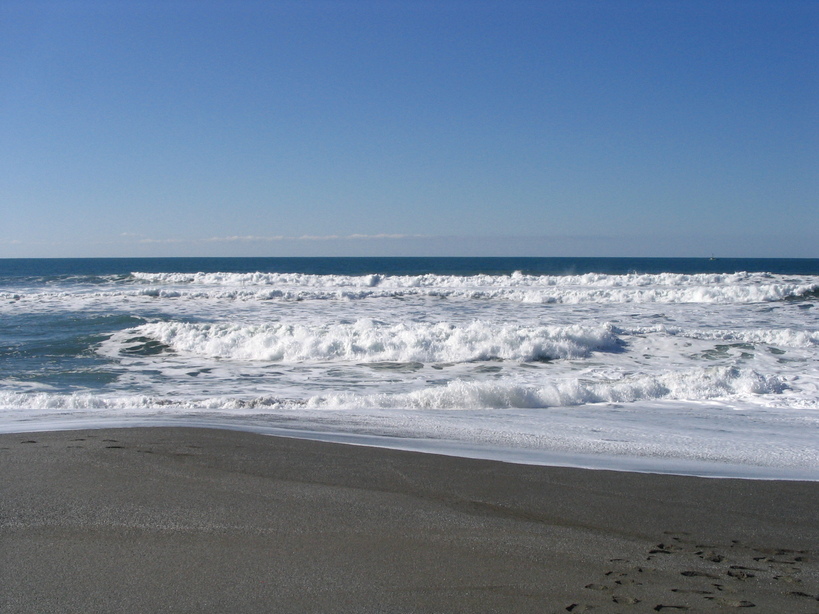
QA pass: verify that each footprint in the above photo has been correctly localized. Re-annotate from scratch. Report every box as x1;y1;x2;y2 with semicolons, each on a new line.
648;541;686;559
681;571;720;579
584;584;611;592
705;597;755;607
671;589;713;595
696;550;724;562
612;595;640;604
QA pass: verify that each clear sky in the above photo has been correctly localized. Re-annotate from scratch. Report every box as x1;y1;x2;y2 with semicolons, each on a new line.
1;0;817;258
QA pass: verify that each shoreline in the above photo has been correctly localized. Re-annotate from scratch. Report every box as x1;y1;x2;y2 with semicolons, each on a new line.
0;418;816;482
2;426;818;612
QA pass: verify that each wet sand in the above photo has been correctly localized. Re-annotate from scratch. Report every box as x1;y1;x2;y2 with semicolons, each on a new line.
1;427;817;613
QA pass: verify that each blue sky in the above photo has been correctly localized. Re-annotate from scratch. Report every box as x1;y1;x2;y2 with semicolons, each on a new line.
1;0;817;258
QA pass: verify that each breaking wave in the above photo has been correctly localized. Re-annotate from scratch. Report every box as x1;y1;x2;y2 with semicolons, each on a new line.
308;367;789;410
125;271;817;304
627;326;819;348
0;367;788;412
3;271;816;305
103;320;623;363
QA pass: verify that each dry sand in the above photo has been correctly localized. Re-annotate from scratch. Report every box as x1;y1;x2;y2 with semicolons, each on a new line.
1;427;817;613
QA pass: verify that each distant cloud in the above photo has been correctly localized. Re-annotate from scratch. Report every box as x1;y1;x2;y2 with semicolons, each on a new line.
347;234;424;240
204;235;286;242
137;238;189;244
203;234;428;243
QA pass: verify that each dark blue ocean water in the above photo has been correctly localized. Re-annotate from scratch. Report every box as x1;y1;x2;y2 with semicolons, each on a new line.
1;256;819;280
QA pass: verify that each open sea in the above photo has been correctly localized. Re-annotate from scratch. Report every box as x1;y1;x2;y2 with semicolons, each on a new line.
1;257;817;479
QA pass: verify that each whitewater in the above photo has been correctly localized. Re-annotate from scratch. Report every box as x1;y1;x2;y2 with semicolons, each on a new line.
1;257;817;479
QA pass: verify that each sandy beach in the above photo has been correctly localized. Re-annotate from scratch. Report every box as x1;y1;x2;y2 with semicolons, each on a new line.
1;427;817;613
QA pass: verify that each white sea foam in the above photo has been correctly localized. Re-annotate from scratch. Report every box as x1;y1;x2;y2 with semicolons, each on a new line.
2;367;814;478
123;271;818;304
104;320;622;363
0;366;789;412
307;366;788;410
3;270;816;306
131;270;785;288
623;324;819;347
680;328;818;347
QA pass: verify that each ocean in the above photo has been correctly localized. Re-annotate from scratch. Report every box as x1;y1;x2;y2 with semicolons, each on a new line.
1;257;817;479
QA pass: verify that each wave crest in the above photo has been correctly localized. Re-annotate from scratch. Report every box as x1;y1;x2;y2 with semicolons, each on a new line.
123;271;819;304
104;320;622;363
0;367;787;413
308;367;788;410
